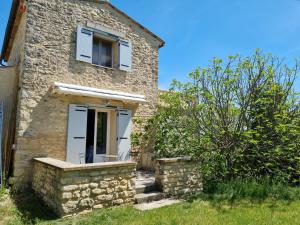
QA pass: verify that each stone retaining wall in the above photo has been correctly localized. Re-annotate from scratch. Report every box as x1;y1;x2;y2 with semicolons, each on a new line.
155;157;202;197
32;158;136;217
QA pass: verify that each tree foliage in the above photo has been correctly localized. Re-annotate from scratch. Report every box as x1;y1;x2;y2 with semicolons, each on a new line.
137;51;300;184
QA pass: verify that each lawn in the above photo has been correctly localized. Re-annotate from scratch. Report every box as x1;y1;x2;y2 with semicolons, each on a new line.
1;189;300;225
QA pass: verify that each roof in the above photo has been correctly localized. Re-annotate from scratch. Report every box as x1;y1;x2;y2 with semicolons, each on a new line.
1;0;20;61
0;0;165;62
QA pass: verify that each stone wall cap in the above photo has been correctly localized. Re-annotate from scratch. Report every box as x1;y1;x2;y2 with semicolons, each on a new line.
157;157;194;163
34;157;136;171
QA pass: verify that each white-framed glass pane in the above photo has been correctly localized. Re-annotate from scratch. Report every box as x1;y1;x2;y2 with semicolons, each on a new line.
92;37;113;67
92;38;100;65
100;40;112;67
96;112;108;155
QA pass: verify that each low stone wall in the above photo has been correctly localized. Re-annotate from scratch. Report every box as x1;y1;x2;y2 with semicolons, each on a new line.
155;157;202;197
32;158;136;217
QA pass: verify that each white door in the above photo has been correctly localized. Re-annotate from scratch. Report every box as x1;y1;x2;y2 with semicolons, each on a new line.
117;109;132;161
93;110;110;163
66;104;88;164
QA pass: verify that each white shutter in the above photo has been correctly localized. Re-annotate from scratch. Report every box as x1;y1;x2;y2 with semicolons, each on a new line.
117;109;132;161
66;104;88;164
119;40;132;72
76;26;93;63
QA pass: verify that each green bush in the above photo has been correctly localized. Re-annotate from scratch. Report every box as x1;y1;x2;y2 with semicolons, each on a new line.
138;50;300;185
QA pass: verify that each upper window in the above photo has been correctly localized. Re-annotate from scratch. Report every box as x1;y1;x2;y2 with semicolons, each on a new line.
92;37;113;68
76;26;132;72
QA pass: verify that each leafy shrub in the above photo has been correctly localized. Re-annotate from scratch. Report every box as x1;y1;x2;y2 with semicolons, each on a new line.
138;50;300;185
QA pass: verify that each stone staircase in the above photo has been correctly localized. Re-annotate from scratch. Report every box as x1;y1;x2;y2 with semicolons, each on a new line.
134;170;164;204
134;170;181;210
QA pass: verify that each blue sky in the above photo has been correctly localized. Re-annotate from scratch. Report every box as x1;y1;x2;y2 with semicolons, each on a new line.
1;0;300;89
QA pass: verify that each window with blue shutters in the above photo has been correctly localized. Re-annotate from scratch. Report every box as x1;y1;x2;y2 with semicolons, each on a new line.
76;25;132;72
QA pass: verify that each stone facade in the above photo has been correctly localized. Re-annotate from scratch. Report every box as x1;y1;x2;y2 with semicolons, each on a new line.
32;158;136;217
7;0;163;188
155;157;203;197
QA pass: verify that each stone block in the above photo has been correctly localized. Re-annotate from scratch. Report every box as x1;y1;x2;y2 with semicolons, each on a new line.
62;185;78;192
97;194;113;202
81;189;90;198
78;198;94;208
89;183;98;189
93;204;103;209
62;192;72;199
113;199;124;205
91;188;105;195
99;181;109;188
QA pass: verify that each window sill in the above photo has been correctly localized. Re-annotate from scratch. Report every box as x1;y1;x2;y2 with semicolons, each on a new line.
92;63;116;71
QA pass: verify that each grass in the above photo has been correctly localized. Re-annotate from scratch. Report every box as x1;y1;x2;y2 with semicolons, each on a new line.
2;182;300;225
201;180;300;203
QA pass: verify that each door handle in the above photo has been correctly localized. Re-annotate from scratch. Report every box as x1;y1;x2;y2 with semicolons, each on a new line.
120;137;128;140
74;137;85;139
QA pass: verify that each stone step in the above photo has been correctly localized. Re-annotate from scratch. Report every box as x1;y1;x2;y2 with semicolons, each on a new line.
135;181;157;194
134;199;182;211
135;191;164;204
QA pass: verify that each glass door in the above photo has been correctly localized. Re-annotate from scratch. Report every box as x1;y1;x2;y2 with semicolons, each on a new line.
93;111;109;162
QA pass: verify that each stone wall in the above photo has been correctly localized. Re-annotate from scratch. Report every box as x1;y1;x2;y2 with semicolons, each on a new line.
32;158;136;217
32;159;61;211
155;157;203;197
12;0;163;188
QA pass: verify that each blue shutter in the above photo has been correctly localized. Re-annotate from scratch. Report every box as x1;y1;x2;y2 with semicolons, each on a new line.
76;26;93;63
66;104;88;164
119;40;132;72
117;109;132;161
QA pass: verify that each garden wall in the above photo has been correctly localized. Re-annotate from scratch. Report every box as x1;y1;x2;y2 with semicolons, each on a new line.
155;157;202;197
32;158;136;217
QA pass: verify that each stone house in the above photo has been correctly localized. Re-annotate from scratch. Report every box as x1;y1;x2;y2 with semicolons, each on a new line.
0;0;165;189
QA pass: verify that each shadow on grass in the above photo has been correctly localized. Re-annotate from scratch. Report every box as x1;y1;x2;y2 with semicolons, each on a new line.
11;188;59;224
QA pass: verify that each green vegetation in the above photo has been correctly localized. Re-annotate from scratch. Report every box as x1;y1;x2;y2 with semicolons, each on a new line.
201;180;300;203
0;189;56;225
1;188;300;225
136;50;300;185
0;187;8;198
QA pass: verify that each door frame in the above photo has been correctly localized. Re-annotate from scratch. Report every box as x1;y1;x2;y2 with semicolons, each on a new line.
93;108;111;163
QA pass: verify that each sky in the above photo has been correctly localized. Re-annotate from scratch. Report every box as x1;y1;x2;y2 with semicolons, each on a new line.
1;0;300;89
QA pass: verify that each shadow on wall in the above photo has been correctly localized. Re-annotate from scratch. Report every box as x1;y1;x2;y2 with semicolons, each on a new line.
10;188;58;223
13;89;70;188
